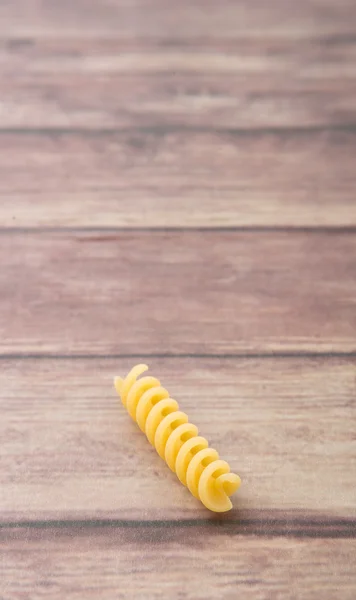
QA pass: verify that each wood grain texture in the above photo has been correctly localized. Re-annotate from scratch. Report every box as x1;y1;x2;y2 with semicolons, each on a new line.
0;0;355;597
1;526;355;600
0;231;355;355
1;356;355;521
1;0;355;38
1;130;356;227
1;37;356;130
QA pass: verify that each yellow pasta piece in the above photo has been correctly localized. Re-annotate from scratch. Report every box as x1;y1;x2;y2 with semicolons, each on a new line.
114;364;241;512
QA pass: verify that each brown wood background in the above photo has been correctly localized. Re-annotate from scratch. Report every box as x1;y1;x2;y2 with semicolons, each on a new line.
1;1;356;598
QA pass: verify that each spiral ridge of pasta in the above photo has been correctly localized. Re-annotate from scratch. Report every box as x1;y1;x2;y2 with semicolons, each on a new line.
114;364;241;512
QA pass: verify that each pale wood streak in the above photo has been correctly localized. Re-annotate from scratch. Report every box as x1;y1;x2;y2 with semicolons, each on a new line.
0;37;355;130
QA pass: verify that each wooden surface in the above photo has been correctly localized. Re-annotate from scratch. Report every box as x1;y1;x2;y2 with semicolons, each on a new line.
1;356;356;521
0;1;356;599
2;131;356;227
2;528;355;600
1;231;356;355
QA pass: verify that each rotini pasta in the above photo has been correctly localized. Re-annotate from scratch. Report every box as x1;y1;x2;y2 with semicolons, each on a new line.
114;364;241;512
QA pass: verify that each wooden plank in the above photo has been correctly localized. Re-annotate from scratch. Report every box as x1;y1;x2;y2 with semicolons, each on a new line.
1;130;356;227
0;0;355;38
1;356;355;521
0;231;355;355
1;37;356;130
1;526;355;599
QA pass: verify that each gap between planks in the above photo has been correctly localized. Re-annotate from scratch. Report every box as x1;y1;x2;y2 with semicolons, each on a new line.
1;226;356;234
1;125;356;136
1;351;356;360
1;513;356;539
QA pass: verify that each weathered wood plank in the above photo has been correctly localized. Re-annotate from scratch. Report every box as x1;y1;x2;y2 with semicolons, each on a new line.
1;130;356;227
0;231;355;354
1;37;355;130
1;526;355;600
1;357;355;521
0;0;355;38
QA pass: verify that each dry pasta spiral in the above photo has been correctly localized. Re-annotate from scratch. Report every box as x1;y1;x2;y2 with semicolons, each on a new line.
114;364;241;512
